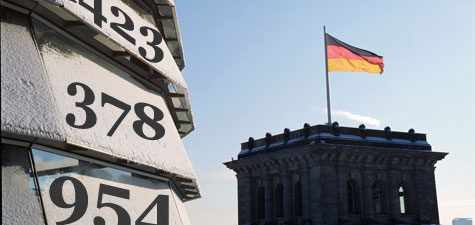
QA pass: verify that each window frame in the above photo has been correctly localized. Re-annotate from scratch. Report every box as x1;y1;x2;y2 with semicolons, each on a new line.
294;180;303;217
347;179;361;214
2;138;179;196
2;138;185;224
398;184;411;215
372;182;384;214
274;183;284;218
256;186;266;219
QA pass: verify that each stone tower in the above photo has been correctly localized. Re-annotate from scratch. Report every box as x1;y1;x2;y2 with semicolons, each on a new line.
224;123;447;225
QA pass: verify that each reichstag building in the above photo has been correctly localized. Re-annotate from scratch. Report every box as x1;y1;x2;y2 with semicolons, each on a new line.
224;123;447;225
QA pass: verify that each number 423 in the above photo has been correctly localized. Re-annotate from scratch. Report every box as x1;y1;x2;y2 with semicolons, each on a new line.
50;176;169;225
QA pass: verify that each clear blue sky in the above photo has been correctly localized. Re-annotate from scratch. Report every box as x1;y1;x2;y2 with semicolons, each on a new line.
176;1;474;224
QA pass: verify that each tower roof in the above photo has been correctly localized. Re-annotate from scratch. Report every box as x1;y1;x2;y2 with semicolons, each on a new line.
238;124;431;160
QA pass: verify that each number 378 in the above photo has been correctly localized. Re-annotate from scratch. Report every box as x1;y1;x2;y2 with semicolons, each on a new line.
66;82;166;140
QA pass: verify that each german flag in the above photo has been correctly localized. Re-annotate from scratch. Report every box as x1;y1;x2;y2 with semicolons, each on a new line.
325;33;384;74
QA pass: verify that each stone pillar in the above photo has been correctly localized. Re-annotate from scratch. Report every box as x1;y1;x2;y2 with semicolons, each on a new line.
379;172;390;224
300;162;311;220
426;167;440;225
264;173;274;222
309;156;323;225
415;164;440;224
337;167;349;221
320;154;339;225
283;170;293;222
363;162;376;222
388;167;401;222
237;169;252;225
409;168;419;224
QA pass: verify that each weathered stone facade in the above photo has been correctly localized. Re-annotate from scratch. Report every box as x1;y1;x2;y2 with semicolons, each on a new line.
224;123;447;225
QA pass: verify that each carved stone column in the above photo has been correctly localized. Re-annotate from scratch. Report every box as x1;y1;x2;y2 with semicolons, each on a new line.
415;162;439;224
336;152;349;222
337;167;349;221
237;169;252;225
309;155;323;224
320;152;339;225
282;170;293;222
363;157;376;221
299;159;311;220
264;171;274;222
388;159;401;222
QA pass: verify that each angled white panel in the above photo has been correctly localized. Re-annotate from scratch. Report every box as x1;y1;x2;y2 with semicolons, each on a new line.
1;11;65;142
1;12;196;180
36;23;196;179
56;0;187;88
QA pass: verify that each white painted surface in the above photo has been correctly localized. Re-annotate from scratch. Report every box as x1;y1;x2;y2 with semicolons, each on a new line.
171;190;192;225
1;12;196;180
39;172;189;224
36;19;196;179
1;10;65;142
2;146;45;225
56;0;187;88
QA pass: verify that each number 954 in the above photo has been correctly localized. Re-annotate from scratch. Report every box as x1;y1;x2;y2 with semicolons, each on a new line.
50;176;169;225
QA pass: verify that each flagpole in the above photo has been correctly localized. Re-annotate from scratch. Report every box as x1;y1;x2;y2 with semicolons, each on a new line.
324;25;332;125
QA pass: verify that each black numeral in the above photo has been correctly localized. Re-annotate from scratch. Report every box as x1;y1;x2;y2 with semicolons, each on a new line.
94;184;131;225
50;176;88;225
101;93;131;136
133;103;165;140
110;6;136;45
50;177;170;224
66;82;97;129
136;195;169;225
66;83;165;140
73;1;166;63
79;0;107;27
138;26;164;63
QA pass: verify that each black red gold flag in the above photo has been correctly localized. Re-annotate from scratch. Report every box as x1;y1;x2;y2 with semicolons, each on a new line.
325;33;384;74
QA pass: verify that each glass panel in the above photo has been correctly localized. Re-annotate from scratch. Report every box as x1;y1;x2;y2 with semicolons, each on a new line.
179;124;193;133
275;184;283;217
176;111;190;121
119;0;156;25
31;148;185;225
373;183;382;214
373;196;382;213
257;187;265;219
347;181;355;213
172;96;184;108
166;41;180;58
174;58;184;67
162;19;177;39
154;0;169;4
157;5;173;17
168;83;190;110
399;186;406;214
1;144;45;225
399;196;406;214
294;181;302;216
167;82;193;133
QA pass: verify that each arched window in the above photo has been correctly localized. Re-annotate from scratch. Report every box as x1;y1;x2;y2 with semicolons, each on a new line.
294;181;302;216
372;182;383;214
275;184;284;217
398;184;410;214
257;187;265;219
347;180;361;214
